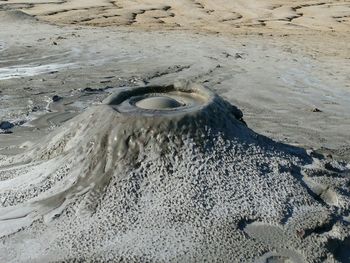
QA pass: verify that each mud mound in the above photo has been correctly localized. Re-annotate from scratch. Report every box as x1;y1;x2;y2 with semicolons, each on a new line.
0;83;349;262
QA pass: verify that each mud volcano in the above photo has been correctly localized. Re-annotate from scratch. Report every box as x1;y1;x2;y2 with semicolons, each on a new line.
0;83;349;262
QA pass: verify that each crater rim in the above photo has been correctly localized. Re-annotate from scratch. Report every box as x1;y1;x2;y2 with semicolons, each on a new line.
103;83;215;116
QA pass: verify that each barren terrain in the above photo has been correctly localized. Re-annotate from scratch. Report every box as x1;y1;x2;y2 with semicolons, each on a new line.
1;0;350;33
0;1;350;262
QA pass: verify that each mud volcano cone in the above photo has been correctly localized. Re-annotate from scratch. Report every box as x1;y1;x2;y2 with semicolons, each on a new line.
0;83;349;262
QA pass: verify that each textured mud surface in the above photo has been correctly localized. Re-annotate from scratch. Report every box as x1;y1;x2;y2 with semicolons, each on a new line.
1;83;349;262
1;2;350;263
1;0;350;33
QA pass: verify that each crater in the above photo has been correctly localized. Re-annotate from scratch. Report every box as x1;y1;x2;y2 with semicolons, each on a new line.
135;95;183;110
105;82;214;116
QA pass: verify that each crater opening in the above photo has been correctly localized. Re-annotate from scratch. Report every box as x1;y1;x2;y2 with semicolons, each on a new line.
135;95;183;110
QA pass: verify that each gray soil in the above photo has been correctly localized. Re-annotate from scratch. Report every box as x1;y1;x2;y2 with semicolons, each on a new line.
0;9;350;263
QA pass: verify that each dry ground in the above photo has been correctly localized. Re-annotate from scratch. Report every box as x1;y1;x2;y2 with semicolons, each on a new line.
0;0;350;33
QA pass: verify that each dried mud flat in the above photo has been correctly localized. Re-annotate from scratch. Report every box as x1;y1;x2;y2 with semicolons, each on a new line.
1;0;350;32
0;1;350;263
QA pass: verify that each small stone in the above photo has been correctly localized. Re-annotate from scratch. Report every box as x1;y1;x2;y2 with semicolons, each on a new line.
312;108;322;112
52;95;63;102
32;106;40;112
0;121;14;130
83;87;94;92
235;53;244;59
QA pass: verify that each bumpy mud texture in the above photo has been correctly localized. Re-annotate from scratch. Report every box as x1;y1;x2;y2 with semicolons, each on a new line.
0;83;349;262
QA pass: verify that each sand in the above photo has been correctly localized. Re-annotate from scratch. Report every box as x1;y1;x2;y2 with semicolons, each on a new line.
0;1;350;262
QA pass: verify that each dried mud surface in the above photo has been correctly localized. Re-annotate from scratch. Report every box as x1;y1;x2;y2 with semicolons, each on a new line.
0;1;350;262
1;0;350;33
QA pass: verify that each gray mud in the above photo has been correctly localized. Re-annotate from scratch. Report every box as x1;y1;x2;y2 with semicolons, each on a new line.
0;8;350;263
0;83;349;262
1;10;350;160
